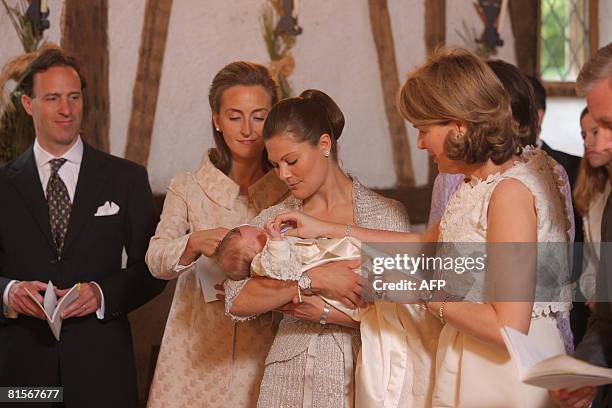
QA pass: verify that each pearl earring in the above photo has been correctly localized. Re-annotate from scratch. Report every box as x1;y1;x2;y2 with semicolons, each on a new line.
216;127;221;132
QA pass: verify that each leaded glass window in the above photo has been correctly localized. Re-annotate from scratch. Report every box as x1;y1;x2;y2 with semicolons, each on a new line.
540;0;591;82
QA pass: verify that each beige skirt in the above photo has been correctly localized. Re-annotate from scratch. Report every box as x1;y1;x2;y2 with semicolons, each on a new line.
432;316;565;408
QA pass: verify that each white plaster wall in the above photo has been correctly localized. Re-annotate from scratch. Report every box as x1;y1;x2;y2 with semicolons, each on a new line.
4;1;606;192
541;97;585;156
390;0;428;186
108;0;146;158
2;0;429;193
446;0;517;64
146;0;429;193
147;0;270;193
0;0;63;77
287;0;428;189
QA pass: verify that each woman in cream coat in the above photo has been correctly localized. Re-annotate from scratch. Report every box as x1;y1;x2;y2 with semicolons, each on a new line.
145;62;287;407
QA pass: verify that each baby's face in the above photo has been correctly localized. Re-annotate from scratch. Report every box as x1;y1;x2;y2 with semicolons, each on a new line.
237;225;267;254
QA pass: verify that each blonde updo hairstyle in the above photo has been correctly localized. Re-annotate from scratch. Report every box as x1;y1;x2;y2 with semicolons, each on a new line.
398;47;520;165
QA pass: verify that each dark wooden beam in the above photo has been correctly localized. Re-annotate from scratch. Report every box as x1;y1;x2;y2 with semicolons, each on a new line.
124;0;173;167
425;0;446;53
424;0;445;185
368;0;415;187
509;0;540;77
61;0;110;152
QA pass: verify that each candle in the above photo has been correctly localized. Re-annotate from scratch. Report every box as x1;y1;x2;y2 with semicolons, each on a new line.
41;0;48;13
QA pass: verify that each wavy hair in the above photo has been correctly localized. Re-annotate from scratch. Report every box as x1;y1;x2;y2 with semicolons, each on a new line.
398;47;518;165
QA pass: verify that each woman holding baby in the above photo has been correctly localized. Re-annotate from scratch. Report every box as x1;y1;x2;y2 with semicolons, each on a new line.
145;62;288;407
223;88;443;408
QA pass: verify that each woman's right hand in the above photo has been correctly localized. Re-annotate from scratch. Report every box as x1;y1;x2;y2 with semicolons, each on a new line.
306;259;363;309
585;297;596;313
179;227;229;265
191;227;229;256
272;211;343;239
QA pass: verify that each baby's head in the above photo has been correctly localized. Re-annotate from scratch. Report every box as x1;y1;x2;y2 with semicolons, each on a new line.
215;225;267;280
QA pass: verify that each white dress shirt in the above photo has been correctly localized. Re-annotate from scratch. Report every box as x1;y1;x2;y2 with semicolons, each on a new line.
3;137;106;320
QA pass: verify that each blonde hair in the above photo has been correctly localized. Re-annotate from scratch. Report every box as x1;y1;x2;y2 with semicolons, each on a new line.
576;42;612;96
398;47;518;165
574;158;609;215
573;108;609;215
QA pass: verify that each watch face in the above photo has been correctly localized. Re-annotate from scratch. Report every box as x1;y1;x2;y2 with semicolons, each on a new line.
420;289;433;301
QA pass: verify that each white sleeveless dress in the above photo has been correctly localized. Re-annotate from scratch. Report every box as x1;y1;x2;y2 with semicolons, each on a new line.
432;148;573;408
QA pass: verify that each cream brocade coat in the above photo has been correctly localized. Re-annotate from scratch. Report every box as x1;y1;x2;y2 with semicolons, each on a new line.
145;151;287;408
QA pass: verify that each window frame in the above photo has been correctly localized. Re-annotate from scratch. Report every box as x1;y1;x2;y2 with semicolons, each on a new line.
537;0;599;96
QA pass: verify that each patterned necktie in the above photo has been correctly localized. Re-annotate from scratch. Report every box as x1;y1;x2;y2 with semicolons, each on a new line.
47;158;72;254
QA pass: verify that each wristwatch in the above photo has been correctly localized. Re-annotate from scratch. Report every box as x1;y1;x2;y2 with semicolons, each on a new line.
419;288;433;309
298;273;313;295
420;288;433;302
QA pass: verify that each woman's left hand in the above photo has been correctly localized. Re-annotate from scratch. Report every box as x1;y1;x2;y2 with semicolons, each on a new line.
277;295;325;322
549;387;597;408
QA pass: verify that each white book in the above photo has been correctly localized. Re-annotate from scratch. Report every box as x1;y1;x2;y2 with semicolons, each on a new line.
501;326;612;391
25;280;80;341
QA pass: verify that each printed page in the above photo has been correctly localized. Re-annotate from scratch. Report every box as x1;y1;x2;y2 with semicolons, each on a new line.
525;354;612;390
500;326;558;379
48;284;79;341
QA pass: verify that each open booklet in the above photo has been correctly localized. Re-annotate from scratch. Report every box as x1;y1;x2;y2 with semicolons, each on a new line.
25;281;80;341
501;326;612;391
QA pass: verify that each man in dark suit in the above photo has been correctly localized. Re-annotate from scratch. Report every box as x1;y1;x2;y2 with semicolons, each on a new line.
0;48;165;407
550;42;612;408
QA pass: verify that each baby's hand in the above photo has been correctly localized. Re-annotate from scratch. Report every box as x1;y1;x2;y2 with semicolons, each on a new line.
265;219;282;240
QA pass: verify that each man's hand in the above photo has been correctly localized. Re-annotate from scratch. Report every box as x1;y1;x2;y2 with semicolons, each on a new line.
305;259;363;309
549;387;597;408
8;281;47;319
58;283;102;319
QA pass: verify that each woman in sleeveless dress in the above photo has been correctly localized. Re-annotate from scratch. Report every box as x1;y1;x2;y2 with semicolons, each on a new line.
275;48;573;408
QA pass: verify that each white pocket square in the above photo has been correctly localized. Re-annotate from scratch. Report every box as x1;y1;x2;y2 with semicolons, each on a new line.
94;201;120;216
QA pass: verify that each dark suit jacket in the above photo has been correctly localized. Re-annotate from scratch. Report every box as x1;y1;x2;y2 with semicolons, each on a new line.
0;144;166;408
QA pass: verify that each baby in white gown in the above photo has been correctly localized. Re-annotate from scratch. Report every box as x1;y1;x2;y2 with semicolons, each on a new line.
217;223;440;408
215;223;361;318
